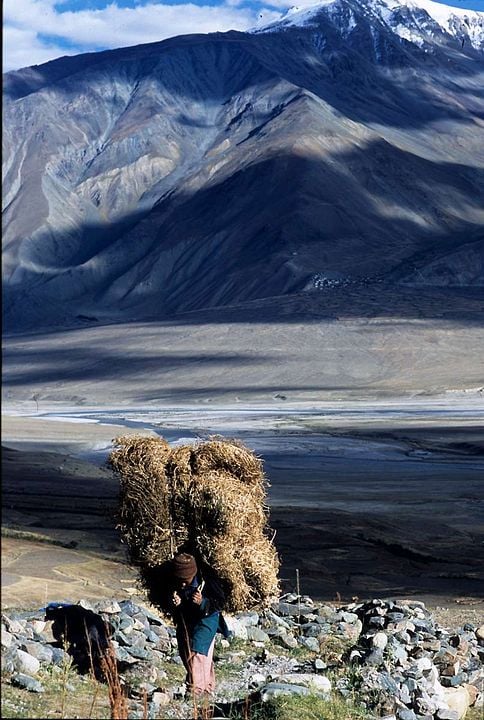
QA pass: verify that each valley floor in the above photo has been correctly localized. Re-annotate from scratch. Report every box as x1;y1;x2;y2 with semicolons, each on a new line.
2;403;483;625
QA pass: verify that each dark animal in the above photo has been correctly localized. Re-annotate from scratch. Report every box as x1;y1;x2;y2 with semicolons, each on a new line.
45;603;112;680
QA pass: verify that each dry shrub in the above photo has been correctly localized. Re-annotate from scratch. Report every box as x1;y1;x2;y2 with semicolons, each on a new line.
108;435;280;611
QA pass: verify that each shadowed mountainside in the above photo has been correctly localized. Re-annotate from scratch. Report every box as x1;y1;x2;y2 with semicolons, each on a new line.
3;0;484;333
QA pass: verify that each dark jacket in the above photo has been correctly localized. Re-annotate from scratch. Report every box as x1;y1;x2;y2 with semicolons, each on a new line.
174;572;230;655
142;560;231;655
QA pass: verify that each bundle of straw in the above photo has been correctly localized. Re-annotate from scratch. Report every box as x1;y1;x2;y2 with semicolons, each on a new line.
108;435;173;566
108;435;280;611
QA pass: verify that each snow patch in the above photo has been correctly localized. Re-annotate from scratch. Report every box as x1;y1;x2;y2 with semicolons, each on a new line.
253;0;484;51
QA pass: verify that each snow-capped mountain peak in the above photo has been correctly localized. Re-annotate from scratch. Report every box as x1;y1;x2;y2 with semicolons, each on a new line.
254;0;484;52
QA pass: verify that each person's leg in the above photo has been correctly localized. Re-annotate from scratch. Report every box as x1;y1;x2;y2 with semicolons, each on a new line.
206;637;216;695
191;637;216;695
176;628;194;691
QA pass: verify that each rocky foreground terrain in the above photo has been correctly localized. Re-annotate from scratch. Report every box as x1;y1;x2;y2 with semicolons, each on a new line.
2;593;483;719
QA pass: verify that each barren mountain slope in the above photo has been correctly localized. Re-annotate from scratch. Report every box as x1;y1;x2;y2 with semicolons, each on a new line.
3;0;484;332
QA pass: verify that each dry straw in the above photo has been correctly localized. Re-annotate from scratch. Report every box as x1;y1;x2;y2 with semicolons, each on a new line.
108;435;280;611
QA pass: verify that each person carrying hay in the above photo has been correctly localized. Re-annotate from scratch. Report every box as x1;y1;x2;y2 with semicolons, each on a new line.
164;552;230;699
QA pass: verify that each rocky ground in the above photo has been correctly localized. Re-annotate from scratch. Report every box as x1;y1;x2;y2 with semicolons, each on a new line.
2;410;483;718
2;593;483;719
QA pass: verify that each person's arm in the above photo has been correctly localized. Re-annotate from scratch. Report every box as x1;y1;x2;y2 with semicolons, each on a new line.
197;574;226;615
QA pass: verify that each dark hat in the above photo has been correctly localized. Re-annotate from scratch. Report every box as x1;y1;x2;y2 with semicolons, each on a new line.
172;553;197;582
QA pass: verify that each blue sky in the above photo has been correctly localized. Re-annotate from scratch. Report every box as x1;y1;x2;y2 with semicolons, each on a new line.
4;0;484;72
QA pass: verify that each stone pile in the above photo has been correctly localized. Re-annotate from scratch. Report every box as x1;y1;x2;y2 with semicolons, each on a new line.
1;594;483;719
260;595;483;720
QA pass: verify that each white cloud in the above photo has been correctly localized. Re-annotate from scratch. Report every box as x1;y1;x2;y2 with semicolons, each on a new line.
3;0;283;71
260;0;323;8
3;25;77;70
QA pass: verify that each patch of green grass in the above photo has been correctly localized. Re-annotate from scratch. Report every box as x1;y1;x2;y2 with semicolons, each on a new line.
318;635;354;665
467;709;483;720
160;659;186;687
227;692;371;720
1;664;110;719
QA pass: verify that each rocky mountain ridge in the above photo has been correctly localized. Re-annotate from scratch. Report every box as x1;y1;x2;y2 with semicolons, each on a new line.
3;0;484;332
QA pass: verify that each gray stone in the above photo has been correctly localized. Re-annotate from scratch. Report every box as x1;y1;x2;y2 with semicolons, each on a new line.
113;629;132;646
278;633;297;649
144;629;160;644
237;612;260;627
341;612;359;624
139;607;164;626
393;645;409;664
441;673;468;688
1;626;14;648
115;646;139;664
21;641;54;664
400;684;412;704
415;657;433;673
117;600;138;616
118;616;135;633
260;682;310;701
369;616;386;628
36;620;56;644
127;646;151;660
97;600;121;614
249;672;267;688
264;610;291;629
151;691;171;707
276;673;331;694
247;627;269;643
436;711;460;720
130;682;157;699
149;624;170;640
2;647;17;674
300;596;314;606
397;709;417;720
442;686;472;718
51;647;69;666
301;623;323;637
130;630;148;648
317;605;336;619
224;616;248;639
29;620;46;635
366;648;384;666
2;616;25;635
298;636;320;652
11;673;44;693
388;613;405;623
314;658;327;671
282;594;299;603
339;620;362;640
416;697;438;715
15;649;40;675
273;602;314;617
378;672;399;695
405;678;418;693
132;614;150;630
372;631;388;650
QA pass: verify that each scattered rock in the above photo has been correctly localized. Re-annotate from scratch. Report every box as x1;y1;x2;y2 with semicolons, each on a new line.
442;686;471;719
14;649;40;675
1;594;482;720
11;673;44;693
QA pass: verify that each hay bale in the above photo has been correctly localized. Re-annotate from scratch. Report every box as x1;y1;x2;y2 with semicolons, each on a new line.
108;435;280;611
108;435;173;566
192;439;265;487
